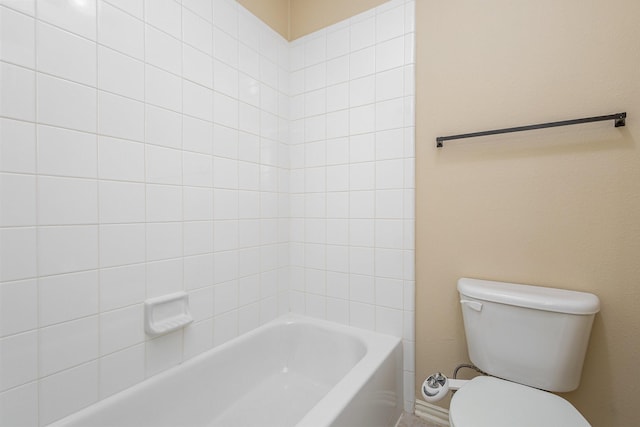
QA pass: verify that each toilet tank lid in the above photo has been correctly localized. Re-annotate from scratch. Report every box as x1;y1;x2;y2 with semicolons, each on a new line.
457;278;600;315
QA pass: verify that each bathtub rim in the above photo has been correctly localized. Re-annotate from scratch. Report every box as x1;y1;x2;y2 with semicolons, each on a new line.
47;313;403;427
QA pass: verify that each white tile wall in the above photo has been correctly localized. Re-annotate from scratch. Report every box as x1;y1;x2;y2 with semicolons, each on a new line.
0;0;415;423
288;0;416;412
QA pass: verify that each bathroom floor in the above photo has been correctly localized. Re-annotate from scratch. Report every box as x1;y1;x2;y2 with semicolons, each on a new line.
396;412;442;427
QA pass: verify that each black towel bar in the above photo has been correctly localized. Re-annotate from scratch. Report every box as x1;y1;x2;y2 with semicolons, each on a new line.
436;112;627;148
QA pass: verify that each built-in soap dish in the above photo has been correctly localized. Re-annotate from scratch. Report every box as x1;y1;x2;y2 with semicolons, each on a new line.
144;292;193;337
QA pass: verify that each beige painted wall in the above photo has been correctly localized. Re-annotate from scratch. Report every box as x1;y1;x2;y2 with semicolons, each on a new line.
415;1;640;426
238;0;388;40
237;0;290;39
288;0;387;40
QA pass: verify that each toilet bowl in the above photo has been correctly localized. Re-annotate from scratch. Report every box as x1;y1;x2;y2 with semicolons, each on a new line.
449;376;590;427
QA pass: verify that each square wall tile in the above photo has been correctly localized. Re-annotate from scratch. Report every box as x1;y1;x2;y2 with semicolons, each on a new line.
98;91;145;142
184;187;213;221
99;264;146;311
1;62;35;121
0;331;38;392
146;223;183;262
98;1;143;59
0;382;38;427
0;229;37;282
0;173;36;226
100;224;146;268
213;0;237;37
350;16;375;51
39;270;99;327
98;136;145;182
100;304;144;355
145;0;181;39
146;145;182;185
36;21;97;86
304;34;326;67
0;279;37;337
213;27;238;68
99;344;145;398
145;24;181;75
183;0;212;23
349;301;375;330
146;104;182;149
326;27;349;60
37;0;96;40
183;152;213;187
184;116;214;154
376;5;404;43
98;45;144;100
39;361;98;425
184;44;213;89
146;184;183;222
104;0;143;19
37;125;97;179
37;176;97;225
99;181;145;224
189;286;214;321
184;254;214;290
349;47;374;80
38;225;98;276
376;306;403;336
0;118;36;174
184;221;214;255
39;316;99;377
214;59;239;99
0;6;35;67
184;81;214;122
145;330;182;377
376;36;404;72
37;73;95;133
183;319;213;359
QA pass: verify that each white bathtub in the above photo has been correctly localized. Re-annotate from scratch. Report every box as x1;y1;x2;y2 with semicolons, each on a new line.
49;314;403;427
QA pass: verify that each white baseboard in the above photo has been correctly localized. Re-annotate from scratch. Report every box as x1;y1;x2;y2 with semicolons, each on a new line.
414;399;450;427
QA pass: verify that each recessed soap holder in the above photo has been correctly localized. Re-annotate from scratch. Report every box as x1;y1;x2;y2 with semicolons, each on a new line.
144;292;193;337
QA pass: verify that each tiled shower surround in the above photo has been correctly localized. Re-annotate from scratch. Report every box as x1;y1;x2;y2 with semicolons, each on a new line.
0;0;415;424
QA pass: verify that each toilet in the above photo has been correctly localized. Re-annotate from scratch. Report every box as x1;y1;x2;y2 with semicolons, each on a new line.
448;278;600;427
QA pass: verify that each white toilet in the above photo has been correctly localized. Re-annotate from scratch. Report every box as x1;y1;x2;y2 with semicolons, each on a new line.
449;278;600;427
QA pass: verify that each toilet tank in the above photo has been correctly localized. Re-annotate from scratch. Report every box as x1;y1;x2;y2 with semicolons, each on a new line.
457;278;600;392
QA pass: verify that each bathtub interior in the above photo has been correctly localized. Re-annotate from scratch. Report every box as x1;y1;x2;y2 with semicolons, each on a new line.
49;316;401;427
211;322;369;426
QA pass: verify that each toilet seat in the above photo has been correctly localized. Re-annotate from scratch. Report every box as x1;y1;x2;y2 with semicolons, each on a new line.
449;376;590;427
